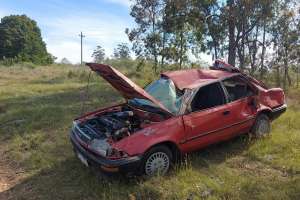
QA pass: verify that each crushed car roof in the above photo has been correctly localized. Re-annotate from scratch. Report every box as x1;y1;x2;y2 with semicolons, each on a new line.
162;69;238;90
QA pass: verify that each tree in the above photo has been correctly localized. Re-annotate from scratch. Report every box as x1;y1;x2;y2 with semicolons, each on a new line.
224;0;274;68
92;45;105;63
113;43;131;59
0;15;53;65
270;0;299;90
191;0;226;61
127;0;166;72
128;0;208;70
163;0;192;69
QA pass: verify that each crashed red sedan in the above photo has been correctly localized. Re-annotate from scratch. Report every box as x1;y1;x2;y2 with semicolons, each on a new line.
70;60;286;176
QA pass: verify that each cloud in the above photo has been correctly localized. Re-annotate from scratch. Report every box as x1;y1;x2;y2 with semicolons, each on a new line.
103;0;131;7
47;41;82;63
43;12;132;63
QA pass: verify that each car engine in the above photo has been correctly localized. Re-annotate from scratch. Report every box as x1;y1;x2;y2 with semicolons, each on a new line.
79;110;141;141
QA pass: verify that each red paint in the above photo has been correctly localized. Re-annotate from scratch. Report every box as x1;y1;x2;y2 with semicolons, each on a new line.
75;61;286;158
162;69;237;90
86;63;172;115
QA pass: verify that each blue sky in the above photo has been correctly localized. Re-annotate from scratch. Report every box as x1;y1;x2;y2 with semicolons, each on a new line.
0;0;134;63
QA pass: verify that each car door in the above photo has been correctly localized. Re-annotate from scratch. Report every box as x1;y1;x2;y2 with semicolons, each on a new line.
181;82;234;152
220;75;257;136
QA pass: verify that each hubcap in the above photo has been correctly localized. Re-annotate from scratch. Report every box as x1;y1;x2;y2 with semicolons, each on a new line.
145;152;170;176
257;119;270;136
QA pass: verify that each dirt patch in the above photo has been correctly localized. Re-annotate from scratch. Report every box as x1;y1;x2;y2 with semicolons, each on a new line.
0;147;26;196
227;156;289;178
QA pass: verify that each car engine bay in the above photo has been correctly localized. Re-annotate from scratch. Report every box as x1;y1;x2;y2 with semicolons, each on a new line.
80;110;142;141
72;104;169;157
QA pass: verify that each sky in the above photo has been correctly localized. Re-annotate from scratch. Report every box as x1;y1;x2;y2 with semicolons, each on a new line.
0;0;212;64
0;0;135;63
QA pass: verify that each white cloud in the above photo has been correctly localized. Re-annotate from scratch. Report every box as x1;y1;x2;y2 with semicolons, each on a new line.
43;12;132;63
47;41;84;64
103;0;131;7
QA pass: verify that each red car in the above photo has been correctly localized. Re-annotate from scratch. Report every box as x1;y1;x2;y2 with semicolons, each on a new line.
70;60;286;176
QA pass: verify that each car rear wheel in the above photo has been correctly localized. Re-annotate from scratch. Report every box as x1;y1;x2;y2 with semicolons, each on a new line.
251;114;271;138
143;145;172;176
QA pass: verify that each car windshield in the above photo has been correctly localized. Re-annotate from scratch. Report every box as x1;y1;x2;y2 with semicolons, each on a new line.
128;78;183;114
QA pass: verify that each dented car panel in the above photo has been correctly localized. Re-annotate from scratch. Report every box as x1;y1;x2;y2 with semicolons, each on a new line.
70;60;286;175
113;116;185;156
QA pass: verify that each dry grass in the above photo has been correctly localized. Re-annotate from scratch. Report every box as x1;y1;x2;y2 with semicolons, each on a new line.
0;64;299;200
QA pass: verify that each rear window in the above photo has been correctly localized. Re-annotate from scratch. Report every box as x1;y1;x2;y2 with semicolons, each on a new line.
222;76;254;102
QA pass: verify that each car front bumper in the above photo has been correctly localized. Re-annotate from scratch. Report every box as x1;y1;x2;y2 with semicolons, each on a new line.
70;131;142;175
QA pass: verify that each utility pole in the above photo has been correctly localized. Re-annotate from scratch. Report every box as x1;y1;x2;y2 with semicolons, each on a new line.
79;32;85;65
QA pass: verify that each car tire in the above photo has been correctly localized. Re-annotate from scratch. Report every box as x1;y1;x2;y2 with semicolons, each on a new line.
142;145;173;176
251;114;271;138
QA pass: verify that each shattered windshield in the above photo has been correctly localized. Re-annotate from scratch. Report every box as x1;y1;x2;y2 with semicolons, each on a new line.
128;77;183;114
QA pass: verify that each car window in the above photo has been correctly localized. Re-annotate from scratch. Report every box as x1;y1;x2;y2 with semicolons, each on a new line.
128;78;184;114
190;82;225;112
222;76;254;102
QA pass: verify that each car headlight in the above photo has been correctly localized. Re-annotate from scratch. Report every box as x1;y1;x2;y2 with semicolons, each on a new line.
89;139;110;157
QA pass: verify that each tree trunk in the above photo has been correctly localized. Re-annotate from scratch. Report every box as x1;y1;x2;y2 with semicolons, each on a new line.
239;14;246;71
179;31;184;69
283;57;288;91
248;25;259;75
287;70;292;86
227;0;236;67
297;64;299;88
160;31;166;72
276;65;280;87
151;4;158;73
260;22;266;80
214;40;218;60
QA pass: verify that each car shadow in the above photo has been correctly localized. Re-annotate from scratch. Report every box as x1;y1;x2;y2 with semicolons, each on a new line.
0;134;254;200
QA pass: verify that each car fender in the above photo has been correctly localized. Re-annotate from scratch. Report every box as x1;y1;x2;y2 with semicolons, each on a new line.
113;116;185;156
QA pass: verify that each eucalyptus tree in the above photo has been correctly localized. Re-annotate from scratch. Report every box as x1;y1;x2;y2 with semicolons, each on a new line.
113;43;131;59
126;0;167;72
271;0;299;89
92;45;105;63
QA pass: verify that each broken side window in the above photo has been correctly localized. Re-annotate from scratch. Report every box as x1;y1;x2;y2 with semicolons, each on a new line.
191;82;225;112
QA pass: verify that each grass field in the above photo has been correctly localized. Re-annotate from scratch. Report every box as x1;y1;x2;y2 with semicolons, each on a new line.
0;65;299;200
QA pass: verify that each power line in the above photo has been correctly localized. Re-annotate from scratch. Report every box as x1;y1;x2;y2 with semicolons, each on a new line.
78;32;85;65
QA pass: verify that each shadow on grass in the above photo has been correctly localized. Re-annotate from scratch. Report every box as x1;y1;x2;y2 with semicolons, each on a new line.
188;134;251;167
0;156;138;200
0;84;121;140
0;134;254;200
0;81;276;199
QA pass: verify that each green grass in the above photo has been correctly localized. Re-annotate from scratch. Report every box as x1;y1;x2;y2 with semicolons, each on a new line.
0;65;299;200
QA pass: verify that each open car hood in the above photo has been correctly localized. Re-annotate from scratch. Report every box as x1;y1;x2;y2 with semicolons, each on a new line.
86;63;173;116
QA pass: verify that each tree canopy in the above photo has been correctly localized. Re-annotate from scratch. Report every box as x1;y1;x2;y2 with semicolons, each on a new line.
128;0;300;88
0;15;54;65
92;45;106;63
113;43;131;59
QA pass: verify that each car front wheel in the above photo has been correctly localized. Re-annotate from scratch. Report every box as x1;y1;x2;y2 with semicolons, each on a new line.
143;145;172;176
251;114;271;138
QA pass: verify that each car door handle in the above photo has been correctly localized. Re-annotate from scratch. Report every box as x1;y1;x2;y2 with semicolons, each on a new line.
223;110;230;115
